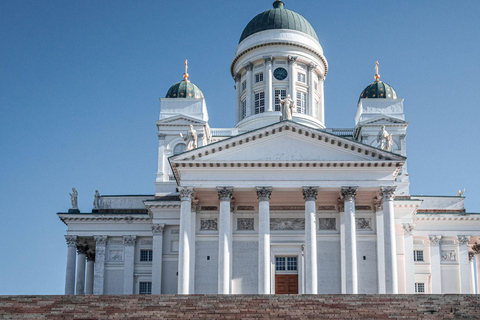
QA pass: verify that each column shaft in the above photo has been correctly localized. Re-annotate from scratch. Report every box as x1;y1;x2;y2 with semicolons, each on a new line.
85;252;95;295
458;236;471;293
264;56;273;112
244;62;253;117
303;187;318;294
123;236;136;294
93;236;107;295
375;205;386;293
288;56;297;103
403;224;415;294
257;187;272;294
307;63;316;117
381;187;398;294
342;187;358;294
75;244;87;295
178;187;194;294
217;187;233;294
152;224;165;295
429;235;442;293
190;208;196;294
469;252;476;294
64;236;77;295
235;74;241;123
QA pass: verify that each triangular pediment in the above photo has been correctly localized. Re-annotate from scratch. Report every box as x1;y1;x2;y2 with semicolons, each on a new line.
171;121;405;163
156;115;206;127
358;115;408;126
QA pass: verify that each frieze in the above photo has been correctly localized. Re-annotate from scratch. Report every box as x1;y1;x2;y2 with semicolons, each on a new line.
318;218;336;230
441;250;457;261
413;240;424;245
271;206;305;211
441;240;456;245
140;240;153;245
107;240;123;245
355;205;371;211
108;250;124;262
237;218;255;231
318;205;336;211
237;206;254;211
200;206;218;211
355;218;372;230
200;218;218;231
270;218;305;231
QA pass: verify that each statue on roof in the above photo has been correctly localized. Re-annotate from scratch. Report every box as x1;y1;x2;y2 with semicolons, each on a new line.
457;189;465;197
69;187;78;209
377;126;393;151
93;190;101;209
180;125;197;151
279;94;296;121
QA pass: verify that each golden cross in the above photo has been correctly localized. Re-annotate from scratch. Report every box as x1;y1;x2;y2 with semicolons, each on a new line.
374;61;380;82
183;59;189;81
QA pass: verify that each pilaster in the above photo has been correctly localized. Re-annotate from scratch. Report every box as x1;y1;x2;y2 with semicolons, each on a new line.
64;235;78;295
402;224;415;294
93;235;107;295
429;235;442;293
152;224;165;295
123;235;136;294
458;235;471;293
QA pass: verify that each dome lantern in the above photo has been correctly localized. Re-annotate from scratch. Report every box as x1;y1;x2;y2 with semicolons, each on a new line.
359;61;398;101
165;60;204;99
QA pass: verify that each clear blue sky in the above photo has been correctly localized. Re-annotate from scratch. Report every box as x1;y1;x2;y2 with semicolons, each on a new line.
0;0;479;295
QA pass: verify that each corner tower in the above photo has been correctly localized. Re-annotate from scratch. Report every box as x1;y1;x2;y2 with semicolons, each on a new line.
231;0;328;130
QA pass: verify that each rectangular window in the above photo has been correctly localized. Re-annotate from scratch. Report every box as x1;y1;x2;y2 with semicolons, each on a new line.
287;257;297;271
254;92;265;114
274;89;287;111
241;99;246;119
297;73;306;83
275;257;286;271
415;282;425;293
414;250;424;262
139;282;152;294
296;91;306;114
276;256;297;271
255;72;264;83
140;249;153;262
241;80;246;92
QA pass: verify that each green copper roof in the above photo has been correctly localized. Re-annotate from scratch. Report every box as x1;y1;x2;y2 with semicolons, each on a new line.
165;80;204;99
239;1;319;44
359;81;397;101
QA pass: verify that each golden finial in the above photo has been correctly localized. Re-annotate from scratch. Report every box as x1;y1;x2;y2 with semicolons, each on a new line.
183;59;189;82
374;61;380;82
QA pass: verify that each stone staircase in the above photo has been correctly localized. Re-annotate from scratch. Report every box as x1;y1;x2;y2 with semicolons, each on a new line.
1;294;479;319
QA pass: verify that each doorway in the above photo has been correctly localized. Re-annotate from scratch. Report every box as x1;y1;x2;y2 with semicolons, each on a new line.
274;256;299;294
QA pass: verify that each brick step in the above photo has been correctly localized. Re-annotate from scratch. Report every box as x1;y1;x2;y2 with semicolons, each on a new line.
0;294;479;319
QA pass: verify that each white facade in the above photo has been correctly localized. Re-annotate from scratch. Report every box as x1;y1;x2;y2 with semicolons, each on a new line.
58;1;480;295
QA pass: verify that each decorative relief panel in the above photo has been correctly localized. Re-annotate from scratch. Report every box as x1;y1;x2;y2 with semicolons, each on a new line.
318;206;336;211
108;240;123;245
441;250;457;261
140;240;153;245
200;206;218;211
237;206;255;211
200;218;218;231
108;250;124;262
441;240;456;245
270;218;305;231
318;218;336;230
237;218;254;231
271;206;305;211
413;240;424;245
355;218;372;230
355;205;372;211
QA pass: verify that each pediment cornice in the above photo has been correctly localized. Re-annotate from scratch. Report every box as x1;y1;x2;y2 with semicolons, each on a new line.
156;115;206;127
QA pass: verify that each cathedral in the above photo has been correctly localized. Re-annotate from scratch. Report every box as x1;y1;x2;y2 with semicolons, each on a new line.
58;1;480;295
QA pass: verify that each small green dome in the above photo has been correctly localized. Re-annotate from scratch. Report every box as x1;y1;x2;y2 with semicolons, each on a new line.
359;81;398;101
165;80;204;99
239;1;319;44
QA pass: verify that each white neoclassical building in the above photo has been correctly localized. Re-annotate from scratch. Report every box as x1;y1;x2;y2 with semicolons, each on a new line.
58;1;480;296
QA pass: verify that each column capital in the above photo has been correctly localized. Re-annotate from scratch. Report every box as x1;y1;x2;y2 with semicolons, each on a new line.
429;235;442;246
341;187;358;201
158;133;166;140
473;243;480;254
94;235;107;246
217;187;234;201
65;235;78;247
152;224;165;235
373;196;382;211
178;187;195;201
76;242;89;255
402;223;415;235
288;55;298;64
243;61;253;71
380;186;396;201
256;187;272;201
303;186;319;201
263;55;274;63
308;62;317;71
469;251;475;261
86;250;96;262
123;235;137;246
458;235;470;245
234;73;242;82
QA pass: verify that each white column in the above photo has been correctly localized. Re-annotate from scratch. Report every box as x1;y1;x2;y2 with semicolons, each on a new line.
342;187;358;294
75;243;88;295
64;235;77;295
152;224;165;295
123;236;136;294
235;73;241;123
264;56;273;112
93;235;107;295
381;186;398;294
256;187;272;294
288;55;297;102
403;224;415;294
307;63;316;117
244;62;253;117
156;134;167;182
375;201;386;294
177;187;194;294
85;251;95;295
429;235;442;293
339;204;347;294
217;186;233;294
190;204;197;294
303;187;319;294
458;235;471;293
469;251;476;294
476;249;480;294
319;78;325;124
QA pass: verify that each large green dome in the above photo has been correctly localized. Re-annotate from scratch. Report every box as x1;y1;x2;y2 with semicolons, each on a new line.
239;1;319;44
165;80;204;99
359;81;398;101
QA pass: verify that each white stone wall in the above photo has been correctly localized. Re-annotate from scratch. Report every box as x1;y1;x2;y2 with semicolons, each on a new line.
357;240;378;293
232;241;258;294
317;238;341;293
194;241;219;294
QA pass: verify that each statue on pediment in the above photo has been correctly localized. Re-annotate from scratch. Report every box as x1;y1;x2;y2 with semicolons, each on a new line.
69;187;78;209
180;125;197;151
93;190;100;209
377;126;393;151
279;94;296;121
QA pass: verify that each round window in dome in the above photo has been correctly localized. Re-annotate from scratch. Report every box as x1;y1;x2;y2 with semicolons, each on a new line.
274;68;288;81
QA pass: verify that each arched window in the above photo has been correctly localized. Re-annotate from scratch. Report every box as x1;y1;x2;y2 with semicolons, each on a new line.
173;143;187;155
